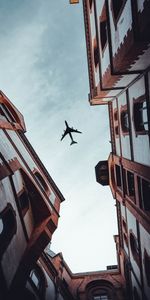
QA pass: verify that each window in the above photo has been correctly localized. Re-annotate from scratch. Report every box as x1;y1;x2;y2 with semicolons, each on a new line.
115;126;119;136
86;280;114;300
94;296;108;300
121;110;129;134
100;4;108;53
0;106;7;121
129;231;140;265
126;171;135;197
0;204;17;257
89;0;93;10
144;249;150;286
133;287;140;300
18;190;29;216
114;110;118;121
34;171;49;193
122;218;128;247
93;38;99;68
29;265;46;297
133;96;148;136
30;270;40;289
100;21;107;52
138;177;150;211
115;165;122;188
114;109;119;137
111;0;126;22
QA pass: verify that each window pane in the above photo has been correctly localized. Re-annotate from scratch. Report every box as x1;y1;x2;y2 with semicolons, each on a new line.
30;271;39;288
0;218;3;234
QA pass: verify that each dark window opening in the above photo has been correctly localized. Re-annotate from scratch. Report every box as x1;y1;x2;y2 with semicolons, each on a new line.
138;177;150;211
114;110;118;121
0;106;7;121
89;0;93;9
121;110;129;134
144;249;150;286
115;125;119;136
34;171;49;193
1;103;16;123
0;204;17;256
18;190;29;216
126;171;135;197
94;39;99;68
133;287;140;300
112;0;125;21
115;165;122;188
133;98;148;135
122;219;127;232
130;231;140;265
122;218;128;247
100;21;107;51
114;109;119;137
29;265;46;297
123;233;128;247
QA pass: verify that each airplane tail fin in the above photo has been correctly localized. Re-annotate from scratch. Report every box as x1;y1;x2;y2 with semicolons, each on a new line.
70;140;77;146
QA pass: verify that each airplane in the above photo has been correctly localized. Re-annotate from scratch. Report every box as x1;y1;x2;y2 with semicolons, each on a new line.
61;121;82;145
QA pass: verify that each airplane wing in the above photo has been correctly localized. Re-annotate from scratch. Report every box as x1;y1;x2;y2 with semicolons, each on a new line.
60;130;68;141
70;128;82;134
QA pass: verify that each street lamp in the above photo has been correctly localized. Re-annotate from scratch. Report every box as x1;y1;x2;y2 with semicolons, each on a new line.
69;0;79;4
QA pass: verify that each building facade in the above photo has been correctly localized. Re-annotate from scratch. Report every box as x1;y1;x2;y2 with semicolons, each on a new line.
25;248;126;300
80;0;150;299
0;91;65;299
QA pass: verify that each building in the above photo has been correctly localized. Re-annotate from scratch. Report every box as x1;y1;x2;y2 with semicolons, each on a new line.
0;90;65;299
25;248;125;300
80;0;150;299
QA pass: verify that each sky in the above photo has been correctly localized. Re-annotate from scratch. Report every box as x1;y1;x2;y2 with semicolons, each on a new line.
0;0;117;273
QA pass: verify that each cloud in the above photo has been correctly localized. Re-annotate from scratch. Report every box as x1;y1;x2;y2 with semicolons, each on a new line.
0;0;117;272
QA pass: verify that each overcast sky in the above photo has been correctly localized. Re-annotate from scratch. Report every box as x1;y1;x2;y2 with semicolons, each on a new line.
0;0;117;272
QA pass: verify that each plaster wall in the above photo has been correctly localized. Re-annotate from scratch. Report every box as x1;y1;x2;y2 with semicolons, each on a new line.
139;224;150;299
112;99;120;156
126;209;141;286
0;177;27;287
128;77;150;166
118;93;131;160
108;0;132;56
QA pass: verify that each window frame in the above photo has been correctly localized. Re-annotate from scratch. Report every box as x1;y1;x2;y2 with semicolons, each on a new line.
0;203;17;257
99;4;108;55
111;0;127;27
114;108;119;138
93;37;99;69
18;188;30;217
115;164;122;190
120;105;129;136
144;249;150;286
137;176;150;213
129;230;140;266
126;170;135;200
133;95;149;136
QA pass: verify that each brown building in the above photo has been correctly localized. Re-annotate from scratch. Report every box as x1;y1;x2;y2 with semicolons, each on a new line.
80;0;150;299
25;248;125;300
0;91;65;299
